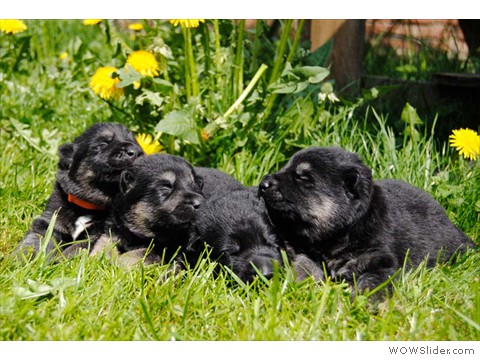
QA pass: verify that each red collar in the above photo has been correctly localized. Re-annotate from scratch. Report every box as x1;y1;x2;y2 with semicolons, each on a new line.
68;193;107;211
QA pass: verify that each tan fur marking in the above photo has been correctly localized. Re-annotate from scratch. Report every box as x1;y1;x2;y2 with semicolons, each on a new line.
296;162;312;173
308;196;337;230
161;171;176;184
127;201;156;238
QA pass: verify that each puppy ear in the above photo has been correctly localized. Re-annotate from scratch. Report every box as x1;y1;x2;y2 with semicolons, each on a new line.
58;143;76;170
343;165;372;208
120;169;136;195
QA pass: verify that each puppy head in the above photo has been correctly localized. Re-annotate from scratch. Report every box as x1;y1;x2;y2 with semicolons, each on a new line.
188;190;284;283
64;123;143;182
57;123;143;205
259;147;373;242
116;153;204;240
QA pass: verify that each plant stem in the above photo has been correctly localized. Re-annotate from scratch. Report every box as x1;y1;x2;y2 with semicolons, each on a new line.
249;20;264;74
234;20;245;99
223;63;268;119
268;20;293;85
213;20;222;93
183;27;192;101
264;20;303;122
285;20;305;65
185;27;200;98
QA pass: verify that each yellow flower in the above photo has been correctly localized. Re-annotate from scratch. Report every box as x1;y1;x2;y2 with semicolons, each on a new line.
126;50;160;77
89;66;123;101
135;133;162;155
200;129;210;141
169;19;205;28
128;23;144;31
0;19;27;34
83;19;102;26
59;52;69;60
449;128;480;161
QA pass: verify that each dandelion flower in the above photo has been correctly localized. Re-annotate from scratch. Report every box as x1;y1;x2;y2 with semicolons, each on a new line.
83;19;102;26
449;128;480;161
59;52;69;60
200;129;210;141
126;50;160;77
0;19;27;34
128;23;144;31
135;133;162;155
89;66;123;101
169;19;205;28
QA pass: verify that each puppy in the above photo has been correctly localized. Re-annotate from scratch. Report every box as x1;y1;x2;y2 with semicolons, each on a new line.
259;146;476;292
106;153;204;266
194;167;244;198
15;123;143;259
187;189;285;283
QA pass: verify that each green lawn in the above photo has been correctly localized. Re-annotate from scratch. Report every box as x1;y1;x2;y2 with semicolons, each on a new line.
0;19;478;341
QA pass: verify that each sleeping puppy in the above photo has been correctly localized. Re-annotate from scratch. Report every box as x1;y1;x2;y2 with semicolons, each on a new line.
194;167;244;198
104;153;204;266
187;189;285;283
15;122;143;259
259;146;476;293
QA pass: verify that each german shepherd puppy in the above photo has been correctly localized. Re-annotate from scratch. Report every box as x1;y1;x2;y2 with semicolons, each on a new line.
15;123;143;259
194;167;244;198
259;146;476;292
187;189;285;283
106;153;204;266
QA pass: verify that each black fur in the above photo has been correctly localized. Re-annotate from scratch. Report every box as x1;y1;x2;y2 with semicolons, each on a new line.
187;189;285;283
15;123;143;259
108;153;204;265
259;146;476;292
194;167;244;198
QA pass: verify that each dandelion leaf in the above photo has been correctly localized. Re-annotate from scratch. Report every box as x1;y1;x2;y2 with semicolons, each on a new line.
117;65;142;88
155;110;200;145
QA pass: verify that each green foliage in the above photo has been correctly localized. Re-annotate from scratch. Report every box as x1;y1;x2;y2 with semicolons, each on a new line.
0;20;478;341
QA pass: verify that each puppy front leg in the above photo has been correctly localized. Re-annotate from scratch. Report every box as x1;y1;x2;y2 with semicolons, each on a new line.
90;234;120;257
330;251;397;294
292;254;326;282
118;248;162;267
14;219;70;261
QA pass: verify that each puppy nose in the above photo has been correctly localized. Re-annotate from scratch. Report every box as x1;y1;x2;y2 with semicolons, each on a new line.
185;194;204;209
123;143;141;158
252;257;275;280
259;175;274;195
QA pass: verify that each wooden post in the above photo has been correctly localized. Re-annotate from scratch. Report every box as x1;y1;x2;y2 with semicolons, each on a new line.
310;20;366;94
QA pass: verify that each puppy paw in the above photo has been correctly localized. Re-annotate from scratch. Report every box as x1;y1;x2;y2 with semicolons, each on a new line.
118;248;162;267
329;258;357;283
292;254;325;282
89;234;119;258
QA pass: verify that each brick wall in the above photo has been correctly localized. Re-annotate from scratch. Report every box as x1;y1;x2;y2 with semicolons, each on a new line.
365;19;469;59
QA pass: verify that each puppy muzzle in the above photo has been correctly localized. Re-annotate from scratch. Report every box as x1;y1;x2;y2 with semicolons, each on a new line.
112;142;143;168
259;175;282;196
259;175;285;205
250;253;282;280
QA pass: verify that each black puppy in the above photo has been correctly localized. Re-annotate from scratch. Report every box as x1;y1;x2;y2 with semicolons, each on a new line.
194;167;244;198
259;146;476;292
187;189;285;283
15;123;143;259
104;153;204;265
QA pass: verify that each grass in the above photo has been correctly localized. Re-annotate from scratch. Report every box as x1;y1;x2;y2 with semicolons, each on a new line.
0;20;479;341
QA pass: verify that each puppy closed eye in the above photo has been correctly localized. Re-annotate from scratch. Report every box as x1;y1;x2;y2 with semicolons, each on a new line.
195;176;204;190
95;137;113;149
294;172;313;183
158;181;173;192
